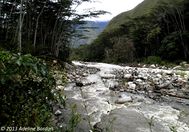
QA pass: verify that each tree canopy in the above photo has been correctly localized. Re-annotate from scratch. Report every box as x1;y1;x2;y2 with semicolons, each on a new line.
81;0;189;63
0;0;107;60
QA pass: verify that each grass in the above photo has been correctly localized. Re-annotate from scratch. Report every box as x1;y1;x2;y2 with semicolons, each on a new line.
169;125;178;132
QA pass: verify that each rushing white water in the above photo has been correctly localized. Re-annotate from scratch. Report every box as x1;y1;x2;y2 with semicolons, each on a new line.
64;61;189;132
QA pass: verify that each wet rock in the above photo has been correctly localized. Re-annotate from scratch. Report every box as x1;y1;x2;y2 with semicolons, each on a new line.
106;80;119;90
115;94;133;104
95;108;168;132
62;61;189;131
100;73;116;79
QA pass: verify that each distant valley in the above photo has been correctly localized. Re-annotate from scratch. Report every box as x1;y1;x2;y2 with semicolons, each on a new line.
71;21;109;47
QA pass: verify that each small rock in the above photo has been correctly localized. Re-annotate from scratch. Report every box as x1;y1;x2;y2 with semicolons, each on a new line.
55;110;62;116
183;75;188;80
161;66;167;69
132;68;138;76
180;61;187;66
82;73;88;77
56;85;64;90
107;80;119;90
101;73;116;79
76;81;84;87
156;74;162;78
150;64;156;68
128;82;136;90
184;64;189;68
165;70;173;75
142;65;146;68
136;79;143;83
56;80;62;85
119;89;125;92
124;74;132;79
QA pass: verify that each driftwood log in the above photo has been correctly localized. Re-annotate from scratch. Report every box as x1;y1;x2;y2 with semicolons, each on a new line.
155;78;177;89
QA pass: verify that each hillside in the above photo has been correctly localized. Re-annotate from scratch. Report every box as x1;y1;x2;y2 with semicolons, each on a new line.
106;0;158;31
80;0;189;63
106;0;185;32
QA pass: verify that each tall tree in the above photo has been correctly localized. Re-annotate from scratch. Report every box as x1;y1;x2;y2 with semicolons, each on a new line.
0;0;107;59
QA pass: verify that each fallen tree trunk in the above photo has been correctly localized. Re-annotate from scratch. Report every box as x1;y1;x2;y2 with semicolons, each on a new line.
155;78;177;89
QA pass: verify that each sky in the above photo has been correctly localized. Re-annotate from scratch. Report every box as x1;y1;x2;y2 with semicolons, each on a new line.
76;0;144;21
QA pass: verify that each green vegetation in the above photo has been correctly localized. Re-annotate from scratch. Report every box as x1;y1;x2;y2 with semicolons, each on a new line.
0;51;82;131
169;125;178;132
70;45;90;61
0;0;107;129
58;104;81;132
144;56;162;64
0;51;55;127
0;0;107;59
76;0;189;64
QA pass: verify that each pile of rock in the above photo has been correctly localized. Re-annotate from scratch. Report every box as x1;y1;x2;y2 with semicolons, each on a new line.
67;61;189;101
105;66;189;100
66;64;100;87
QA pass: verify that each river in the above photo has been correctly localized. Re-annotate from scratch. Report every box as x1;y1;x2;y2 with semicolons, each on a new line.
58;61;189;132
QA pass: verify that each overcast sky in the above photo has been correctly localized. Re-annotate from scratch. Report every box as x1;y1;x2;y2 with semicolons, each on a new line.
76;0;144;21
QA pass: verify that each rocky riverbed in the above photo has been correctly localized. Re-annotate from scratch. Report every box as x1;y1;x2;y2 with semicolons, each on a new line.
53;61;189;132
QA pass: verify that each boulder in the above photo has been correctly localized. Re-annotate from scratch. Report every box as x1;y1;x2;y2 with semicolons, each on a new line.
124;74;132;79
115;94;133;104
128;82;136;90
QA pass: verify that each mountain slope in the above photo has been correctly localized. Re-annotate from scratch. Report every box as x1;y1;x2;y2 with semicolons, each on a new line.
83;0;189;63
106;0;183;32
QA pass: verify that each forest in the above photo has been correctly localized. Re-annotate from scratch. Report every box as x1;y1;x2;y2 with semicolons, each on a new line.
1;0;189;131
74;0;189;64
0;0;106;130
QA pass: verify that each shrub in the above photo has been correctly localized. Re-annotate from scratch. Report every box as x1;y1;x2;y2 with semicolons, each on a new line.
144;56;162;64
0;51;55;127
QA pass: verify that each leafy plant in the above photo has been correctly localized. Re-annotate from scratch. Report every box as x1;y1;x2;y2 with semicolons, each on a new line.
68;104;81;132
0;51;55;127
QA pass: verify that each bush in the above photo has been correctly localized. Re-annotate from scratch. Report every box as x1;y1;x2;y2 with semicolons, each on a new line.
0;51;55;127
144;56;162;64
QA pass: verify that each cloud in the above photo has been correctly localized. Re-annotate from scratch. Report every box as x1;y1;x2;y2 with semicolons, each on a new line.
76;0;144;21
